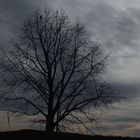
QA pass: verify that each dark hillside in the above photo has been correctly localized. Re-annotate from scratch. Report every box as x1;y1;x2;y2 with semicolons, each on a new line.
0;129;139;140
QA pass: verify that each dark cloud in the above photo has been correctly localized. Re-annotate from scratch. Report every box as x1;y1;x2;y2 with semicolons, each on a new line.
0;0;32;40
0;0;51;43
114;83;140;99
1;0;140;83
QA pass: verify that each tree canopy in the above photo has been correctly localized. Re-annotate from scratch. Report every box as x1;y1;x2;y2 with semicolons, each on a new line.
0;9;118;135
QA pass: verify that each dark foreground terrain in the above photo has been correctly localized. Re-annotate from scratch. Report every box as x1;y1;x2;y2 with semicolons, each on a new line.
0;129;139;140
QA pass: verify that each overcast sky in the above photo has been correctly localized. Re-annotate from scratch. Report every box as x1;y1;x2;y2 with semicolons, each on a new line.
1;0;140;137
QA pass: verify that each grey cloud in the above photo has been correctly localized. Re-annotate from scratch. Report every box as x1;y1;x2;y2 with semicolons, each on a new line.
129;129;140;137
115;15;139;47
83;2;140;55
73;1;140;82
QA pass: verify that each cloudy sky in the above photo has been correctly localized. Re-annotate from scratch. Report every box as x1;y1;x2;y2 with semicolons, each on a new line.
1;0;140;137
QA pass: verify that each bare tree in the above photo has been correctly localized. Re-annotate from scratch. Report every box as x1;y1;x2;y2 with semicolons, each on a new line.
0;10;118;135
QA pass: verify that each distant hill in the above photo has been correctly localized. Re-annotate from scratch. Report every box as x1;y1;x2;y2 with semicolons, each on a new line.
0;129;139;140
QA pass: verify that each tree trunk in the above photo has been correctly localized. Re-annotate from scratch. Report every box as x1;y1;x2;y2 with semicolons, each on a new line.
45;115;55;138
45;124;54;137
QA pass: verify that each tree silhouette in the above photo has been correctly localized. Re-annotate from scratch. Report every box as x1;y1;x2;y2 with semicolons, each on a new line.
0;10;118;135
